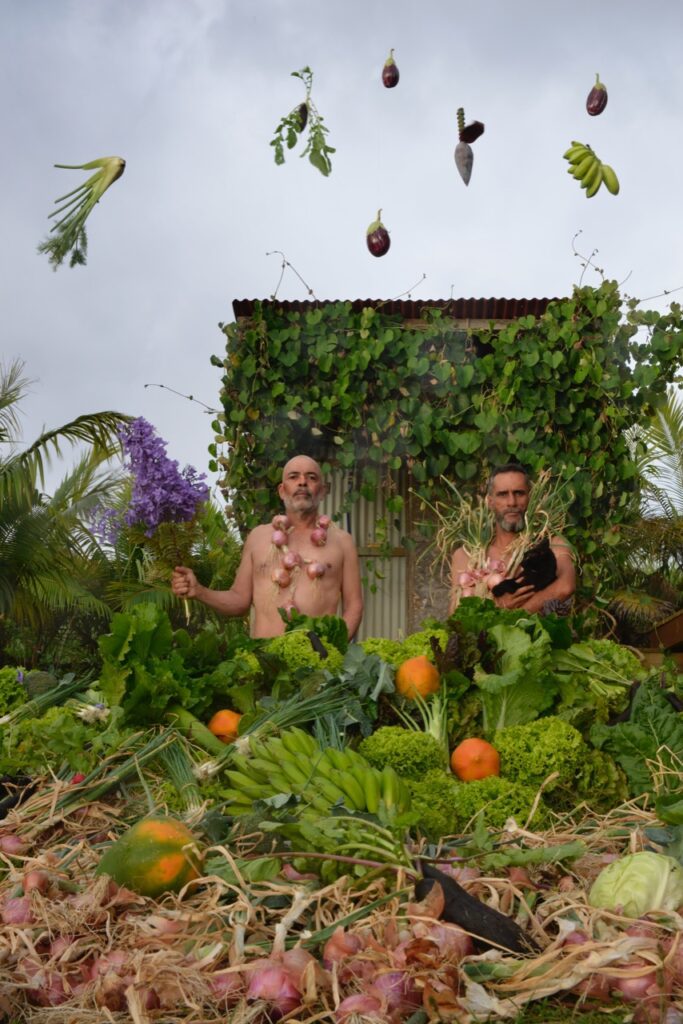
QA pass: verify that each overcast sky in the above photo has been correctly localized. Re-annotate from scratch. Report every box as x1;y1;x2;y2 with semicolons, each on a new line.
3;0;683;497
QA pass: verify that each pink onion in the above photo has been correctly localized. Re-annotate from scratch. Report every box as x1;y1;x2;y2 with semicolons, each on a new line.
486;558;506;573
486;572;505;590
271;529;288;548
24;869;50;894
271;567;292;588
310;527;327;546
246;962;301;1018
281;550;302;570
0;833;27;855
209;969;244;1004
306;561;326;579
370;970;421;1012
457;572;476;588
608;960;667;1003
272;514;291;531
2;895;33;924
335;993;383;1022
323;926;363;967
280;863;318;882
317;515;331;530
561;930;589;947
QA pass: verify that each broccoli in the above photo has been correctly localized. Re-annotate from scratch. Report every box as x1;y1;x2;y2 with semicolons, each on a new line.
358;725;446;779
262;630;344;675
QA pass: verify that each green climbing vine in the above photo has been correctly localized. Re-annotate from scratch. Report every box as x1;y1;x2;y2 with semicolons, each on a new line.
209;280;683;586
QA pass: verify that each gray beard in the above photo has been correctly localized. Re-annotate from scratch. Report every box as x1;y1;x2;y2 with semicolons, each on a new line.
498;515;525;534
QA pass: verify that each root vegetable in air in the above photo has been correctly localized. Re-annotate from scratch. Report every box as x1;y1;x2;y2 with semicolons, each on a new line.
454;142;473;185
366;209;391;257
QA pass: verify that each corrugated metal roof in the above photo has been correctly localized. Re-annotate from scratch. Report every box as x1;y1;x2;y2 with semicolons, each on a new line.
232;296;562;320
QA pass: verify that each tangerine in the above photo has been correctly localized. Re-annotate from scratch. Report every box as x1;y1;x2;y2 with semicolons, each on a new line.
207;709;242;742
450;738;500;781
395;655;440;700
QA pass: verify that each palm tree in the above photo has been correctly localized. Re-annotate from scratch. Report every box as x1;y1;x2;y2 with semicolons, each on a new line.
0;359;129;628
608;386;683;638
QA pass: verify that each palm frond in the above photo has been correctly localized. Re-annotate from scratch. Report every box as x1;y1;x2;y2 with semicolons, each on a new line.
0;359;31;445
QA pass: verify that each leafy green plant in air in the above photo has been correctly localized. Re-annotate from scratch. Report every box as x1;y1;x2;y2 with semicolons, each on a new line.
38;156;125;268
269;67;335;176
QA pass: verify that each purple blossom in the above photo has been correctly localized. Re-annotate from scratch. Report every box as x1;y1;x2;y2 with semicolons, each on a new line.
89;506;124;547
119;417;209;536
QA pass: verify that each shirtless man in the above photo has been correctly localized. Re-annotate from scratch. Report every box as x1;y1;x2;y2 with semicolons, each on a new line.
449;463;576;615
171;455;363;638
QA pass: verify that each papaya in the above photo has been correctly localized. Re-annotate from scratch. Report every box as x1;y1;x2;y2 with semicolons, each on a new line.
96;816;201;898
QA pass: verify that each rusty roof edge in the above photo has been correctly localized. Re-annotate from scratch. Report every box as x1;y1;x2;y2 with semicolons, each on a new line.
231;296;565;320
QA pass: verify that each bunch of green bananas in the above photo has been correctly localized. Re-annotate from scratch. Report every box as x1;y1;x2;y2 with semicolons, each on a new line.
563;141;620;198
219;726;412;821
280;813;412;884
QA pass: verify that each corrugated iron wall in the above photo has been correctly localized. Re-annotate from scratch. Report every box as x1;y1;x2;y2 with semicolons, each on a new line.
319;470;408;641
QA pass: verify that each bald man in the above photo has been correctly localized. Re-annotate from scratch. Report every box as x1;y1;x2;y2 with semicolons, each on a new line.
171;455;363;638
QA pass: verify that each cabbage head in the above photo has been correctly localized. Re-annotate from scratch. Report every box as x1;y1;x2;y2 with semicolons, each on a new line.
588;850;683;917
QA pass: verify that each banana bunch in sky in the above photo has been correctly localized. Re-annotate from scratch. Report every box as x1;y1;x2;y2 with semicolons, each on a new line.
219;726;411;820
563;141;620;198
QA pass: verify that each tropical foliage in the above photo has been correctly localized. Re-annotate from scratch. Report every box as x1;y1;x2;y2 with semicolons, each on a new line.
0;359;128;629
211;281;683;608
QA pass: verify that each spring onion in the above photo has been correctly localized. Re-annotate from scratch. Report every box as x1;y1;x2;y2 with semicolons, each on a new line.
38;156;125;268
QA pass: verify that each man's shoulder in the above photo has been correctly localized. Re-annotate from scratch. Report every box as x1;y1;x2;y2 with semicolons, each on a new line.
245;523;273;546
331;525;358;550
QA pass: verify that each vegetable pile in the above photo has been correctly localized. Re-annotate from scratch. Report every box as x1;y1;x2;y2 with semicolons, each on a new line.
1;599;682;1022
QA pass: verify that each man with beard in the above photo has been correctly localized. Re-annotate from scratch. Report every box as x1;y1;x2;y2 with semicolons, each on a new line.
172;455;363;638
448;463;576;614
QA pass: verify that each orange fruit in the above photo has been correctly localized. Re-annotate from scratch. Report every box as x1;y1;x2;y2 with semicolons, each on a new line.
207;709;242;743
450;738;500;781
395;655;440;700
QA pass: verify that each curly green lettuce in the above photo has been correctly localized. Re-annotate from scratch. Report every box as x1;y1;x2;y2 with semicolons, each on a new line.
262;630;344;675
358;725;446;779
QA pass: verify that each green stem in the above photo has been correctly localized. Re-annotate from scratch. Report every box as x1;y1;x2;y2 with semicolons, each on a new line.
166;704;228;757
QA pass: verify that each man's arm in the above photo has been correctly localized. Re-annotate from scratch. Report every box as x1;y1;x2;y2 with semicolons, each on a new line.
448;547;471;614
340;533;363;639
498;538;576;613
171;532;255;618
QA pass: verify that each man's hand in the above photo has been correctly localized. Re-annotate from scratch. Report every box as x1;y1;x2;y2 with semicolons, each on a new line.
172;566;199;599
494;584;535;610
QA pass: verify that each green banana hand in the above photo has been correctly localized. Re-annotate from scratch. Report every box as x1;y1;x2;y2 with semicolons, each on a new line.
601;164;620;195
585;172;603;198
571;153;597;180
581;159;603;191
563;141;589;163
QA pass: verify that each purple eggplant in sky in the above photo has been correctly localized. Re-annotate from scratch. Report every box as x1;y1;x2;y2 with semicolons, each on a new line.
366;209;390;256
586;73;608;116
382;49;399;88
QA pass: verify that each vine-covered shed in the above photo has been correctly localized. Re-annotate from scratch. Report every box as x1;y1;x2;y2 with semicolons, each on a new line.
211;284;683;638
